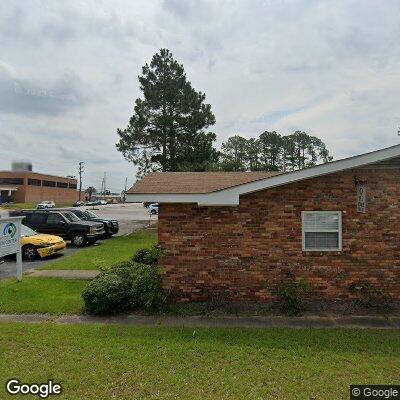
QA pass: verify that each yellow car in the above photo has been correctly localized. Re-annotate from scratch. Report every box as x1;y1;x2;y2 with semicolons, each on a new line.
21;224;66;261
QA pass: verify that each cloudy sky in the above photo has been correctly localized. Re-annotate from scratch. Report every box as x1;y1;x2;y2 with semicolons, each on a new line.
1;0;400;191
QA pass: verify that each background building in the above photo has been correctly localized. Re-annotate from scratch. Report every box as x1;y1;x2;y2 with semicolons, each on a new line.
0;170;78;204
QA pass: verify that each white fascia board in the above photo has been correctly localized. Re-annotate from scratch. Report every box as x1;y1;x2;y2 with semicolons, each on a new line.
125;192;237;206
126;144;400;206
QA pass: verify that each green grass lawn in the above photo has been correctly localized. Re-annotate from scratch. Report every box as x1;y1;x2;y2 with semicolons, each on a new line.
42;227;157;270
0;277;86;315
0;228;157;315
0;323;398;399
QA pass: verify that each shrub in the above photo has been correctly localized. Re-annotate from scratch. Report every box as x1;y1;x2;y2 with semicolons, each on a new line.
108;261;137;280
132;245;161;267
130;263;163;309
82;273;132;315
276;273;310;316
83;261;163;315
349;281;393;310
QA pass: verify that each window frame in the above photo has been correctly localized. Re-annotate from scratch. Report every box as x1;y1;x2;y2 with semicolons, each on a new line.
301;211;342;252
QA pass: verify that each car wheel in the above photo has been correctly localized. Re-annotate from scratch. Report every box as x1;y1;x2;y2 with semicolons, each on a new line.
151;209;157;215
71;233;87;247
22;245;38;261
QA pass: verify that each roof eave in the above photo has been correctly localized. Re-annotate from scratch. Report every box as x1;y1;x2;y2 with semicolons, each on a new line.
126;144;400;206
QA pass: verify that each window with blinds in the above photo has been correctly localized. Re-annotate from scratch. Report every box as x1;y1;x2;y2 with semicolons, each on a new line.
302;211;342;251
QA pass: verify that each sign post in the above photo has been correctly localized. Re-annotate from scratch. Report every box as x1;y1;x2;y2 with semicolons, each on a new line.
0;216;24;281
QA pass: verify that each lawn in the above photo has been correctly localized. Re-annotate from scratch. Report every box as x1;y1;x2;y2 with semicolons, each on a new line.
0;228;157;315
0;277;86;314
0;323;399;399
42;227;157;270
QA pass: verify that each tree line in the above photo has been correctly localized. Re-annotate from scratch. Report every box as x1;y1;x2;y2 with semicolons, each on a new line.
219;131;332;172
116;49;332;177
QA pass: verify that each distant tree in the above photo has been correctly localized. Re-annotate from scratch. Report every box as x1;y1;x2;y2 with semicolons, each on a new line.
283;131;333;170
245;138;262;171
259;131;282;171
116;48;217;178
218;130;332;172
85;186;97;200
220;135;248;171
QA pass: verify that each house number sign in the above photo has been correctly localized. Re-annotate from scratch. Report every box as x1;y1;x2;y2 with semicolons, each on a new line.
356;184;366;213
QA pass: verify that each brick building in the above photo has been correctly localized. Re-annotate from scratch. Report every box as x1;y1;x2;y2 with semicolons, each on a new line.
0;171;78;204
126;144;400;303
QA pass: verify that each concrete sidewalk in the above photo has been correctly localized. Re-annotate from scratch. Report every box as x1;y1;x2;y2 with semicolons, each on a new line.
28;269;100;279
0;313;399;329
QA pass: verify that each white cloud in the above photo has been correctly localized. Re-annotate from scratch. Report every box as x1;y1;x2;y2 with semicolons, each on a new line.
0;0;400;191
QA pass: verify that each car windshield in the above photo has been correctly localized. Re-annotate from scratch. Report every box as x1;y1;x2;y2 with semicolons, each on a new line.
62;212;80;222
72;210;85;219
85;210;98;218
21;224;37;237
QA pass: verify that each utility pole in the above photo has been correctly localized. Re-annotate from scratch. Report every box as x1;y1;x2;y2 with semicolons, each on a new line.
123;177;128;202
78;161;84;201
103;172;106;200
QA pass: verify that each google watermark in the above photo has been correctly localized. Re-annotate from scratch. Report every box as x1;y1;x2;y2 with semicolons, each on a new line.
5;379;62;398
350;385;400;399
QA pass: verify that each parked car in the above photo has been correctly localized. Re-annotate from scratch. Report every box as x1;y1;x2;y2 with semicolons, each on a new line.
10;210;105;247
85;201;95;206
56;208;119;237
148;203;158;215
20;224;66;260
73;201;85;207
37;201;55;209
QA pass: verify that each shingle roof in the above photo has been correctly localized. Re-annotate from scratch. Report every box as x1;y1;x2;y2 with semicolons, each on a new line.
127;171;282;194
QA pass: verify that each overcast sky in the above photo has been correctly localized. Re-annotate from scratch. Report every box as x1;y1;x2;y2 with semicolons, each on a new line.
1;0;400;192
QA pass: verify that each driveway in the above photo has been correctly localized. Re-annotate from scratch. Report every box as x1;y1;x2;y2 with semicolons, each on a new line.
0;202;157;280
0;246;80;280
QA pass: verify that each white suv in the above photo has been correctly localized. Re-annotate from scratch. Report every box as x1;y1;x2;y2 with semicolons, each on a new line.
37;200;55;209
148;203;158;215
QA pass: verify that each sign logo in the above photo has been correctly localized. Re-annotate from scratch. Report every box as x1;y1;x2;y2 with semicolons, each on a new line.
3;222;17;238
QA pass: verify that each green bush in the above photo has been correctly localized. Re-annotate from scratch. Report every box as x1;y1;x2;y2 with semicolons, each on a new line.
82;273;132;315
83;261;163;315
132;245;161;267
130;263;163;309
108;261;137;280
276;273;310;316
349;281;393;310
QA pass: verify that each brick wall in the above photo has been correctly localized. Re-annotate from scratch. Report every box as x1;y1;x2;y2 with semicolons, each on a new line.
0;171;78;203
158;168;400;302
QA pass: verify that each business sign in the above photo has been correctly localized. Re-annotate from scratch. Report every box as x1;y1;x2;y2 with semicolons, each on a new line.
0;219;21;257
356;184;366;213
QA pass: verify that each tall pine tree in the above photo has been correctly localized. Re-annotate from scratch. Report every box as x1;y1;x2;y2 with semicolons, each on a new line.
116;49;218;177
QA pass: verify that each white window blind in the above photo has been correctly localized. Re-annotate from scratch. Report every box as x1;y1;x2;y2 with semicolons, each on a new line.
302;211;342;251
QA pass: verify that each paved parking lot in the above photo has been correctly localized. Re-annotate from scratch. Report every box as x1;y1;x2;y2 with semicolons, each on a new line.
85;202;156;235
0;202;157;280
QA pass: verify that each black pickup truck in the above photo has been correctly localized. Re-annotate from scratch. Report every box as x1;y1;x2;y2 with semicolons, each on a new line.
55;208;119;237
10;209;105;246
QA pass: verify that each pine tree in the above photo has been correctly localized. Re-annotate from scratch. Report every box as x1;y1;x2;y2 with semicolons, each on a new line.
116;49;217;177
